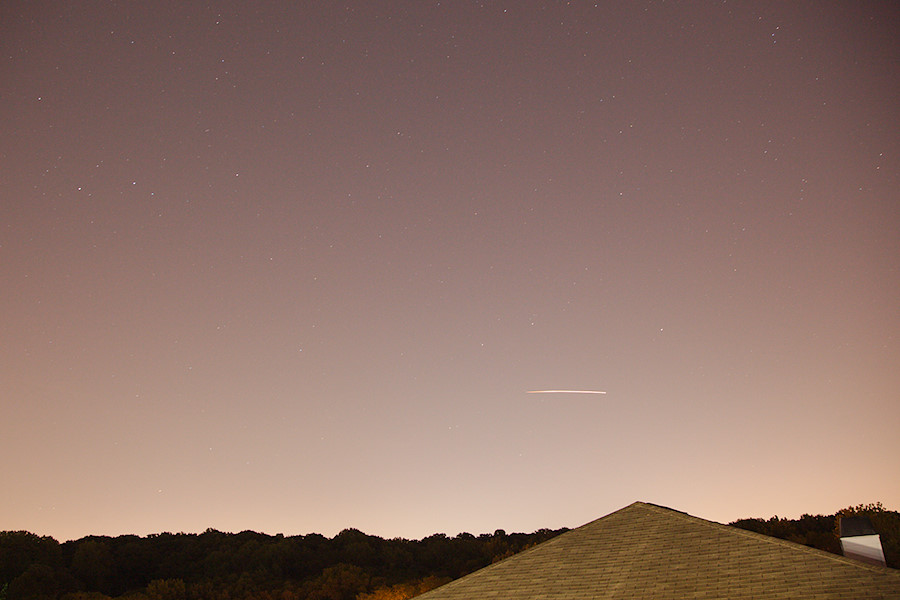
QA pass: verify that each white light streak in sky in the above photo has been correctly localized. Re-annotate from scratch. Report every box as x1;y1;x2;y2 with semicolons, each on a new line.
526;390;608;394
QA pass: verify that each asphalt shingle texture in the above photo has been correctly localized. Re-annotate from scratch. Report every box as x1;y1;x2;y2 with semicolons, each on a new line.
415;502;900;599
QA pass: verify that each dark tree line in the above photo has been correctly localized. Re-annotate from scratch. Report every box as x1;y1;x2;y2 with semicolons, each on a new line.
3;502;897;600
0;526;565;600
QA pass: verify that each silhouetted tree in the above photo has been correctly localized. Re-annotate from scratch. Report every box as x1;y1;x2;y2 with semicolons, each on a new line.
0;532;61;587
71;541;114;594
307;564;369;600
7;564;66;600
145;579;185;600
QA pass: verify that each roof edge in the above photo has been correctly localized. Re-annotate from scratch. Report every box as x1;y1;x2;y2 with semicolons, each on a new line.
634;502;900;576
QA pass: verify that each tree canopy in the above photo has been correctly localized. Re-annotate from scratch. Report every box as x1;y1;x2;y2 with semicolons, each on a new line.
0;525;564;600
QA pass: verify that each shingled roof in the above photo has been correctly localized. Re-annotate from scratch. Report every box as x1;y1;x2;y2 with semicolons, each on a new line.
415;501;900;599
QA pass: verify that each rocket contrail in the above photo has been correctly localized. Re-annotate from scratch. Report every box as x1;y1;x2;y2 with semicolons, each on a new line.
527;390;607;394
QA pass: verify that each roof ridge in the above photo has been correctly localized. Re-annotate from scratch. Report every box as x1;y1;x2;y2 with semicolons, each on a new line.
448;501;658;569
637;501;900;577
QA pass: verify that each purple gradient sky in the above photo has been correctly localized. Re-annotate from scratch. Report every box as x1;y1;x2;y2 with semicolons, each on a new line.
2;1;898;542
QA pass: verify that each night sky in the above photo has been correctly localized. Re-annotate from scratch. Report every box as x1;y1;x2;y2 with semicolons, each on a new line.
3;1;898;543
